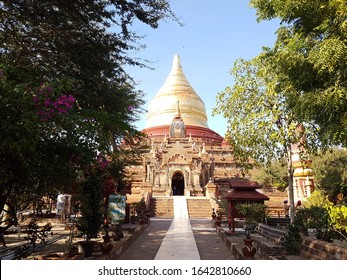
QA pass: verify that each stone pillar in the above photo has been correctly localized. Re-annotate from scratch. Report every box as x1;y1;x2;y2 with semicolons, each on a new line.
205;181;217;199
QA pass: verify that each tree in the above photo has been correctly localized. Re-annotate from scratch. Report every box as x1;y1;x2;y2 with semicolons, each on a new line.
251;159;288;191
249;0;347;147
312;148;347;202
303;190;334;208
77;172;103;241
213;54;319;223
298;191;347;241
0;0;177;227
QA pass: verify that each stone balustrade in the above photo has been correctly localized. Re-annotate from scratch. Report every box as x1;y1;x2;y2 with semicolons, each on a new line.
251;223;288;258
256;223;287;244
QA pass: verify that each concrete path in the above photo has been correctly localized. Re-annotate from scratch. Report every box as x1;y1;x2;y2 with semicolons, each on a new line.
154;196;200;260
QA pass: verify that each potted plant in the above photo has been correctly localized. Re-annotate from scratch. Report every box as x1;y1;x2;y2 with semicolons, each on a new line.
77;172;103;257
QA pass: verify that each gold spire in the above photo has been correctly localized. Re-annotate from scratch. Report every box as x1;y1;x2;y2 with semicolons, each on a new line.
145;55;209;129
174;99;181;118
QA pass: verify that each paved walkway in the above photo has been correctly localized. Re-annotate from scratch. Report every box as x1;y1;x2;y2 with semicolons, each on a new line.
119;197;235;260
155;196;200;260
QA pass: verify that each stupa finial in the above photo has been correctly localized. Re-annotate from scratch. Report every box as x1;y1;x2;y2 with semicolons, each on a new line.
174;99;181;118
173;54;181;68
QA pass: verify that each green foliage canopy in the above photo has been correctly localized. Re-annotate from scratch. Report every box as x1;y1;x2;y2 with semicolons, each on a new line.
0;0;177;226
251;159;288;191
312;148;347;202
249;0;347;146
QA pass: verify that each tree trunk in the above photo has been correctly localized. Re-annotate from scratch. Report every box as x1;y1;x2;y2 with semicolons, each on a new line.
287;147;295;223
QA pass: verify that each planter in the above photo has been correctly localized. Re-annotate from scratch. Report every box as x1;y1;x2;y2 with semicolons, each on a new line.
77;241;96;258
242;238;257;259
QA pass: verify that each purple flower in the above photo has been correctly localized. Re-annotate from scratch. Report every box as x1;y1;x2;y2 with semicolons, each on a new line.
44;98;51;107
57;107;68;114
33;96;39;104
67;95;75;103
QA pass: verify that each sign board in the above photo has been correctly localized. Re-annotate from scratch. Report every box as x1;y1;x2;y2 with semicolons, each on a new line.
108;194;126;223
56;194;72;215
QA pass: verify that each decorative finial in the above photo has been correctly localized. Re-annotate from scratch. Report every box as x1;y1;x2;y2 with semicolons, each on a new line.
173;54;181;68
174;99;181;118
202;143;206;154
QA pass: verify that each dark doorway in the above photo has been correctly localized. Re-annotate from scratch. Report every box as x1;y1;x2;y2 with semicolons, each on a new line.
172;172;184;196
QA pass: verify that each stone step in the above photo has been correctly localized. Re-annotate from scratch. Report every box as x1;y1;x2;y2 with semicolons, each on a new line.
187;198;212;218
149;197;213;218
149;197;174;218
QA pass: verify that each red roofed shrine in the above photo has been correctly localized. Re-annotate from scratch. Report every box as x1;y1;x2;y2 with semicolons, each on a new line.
221;177;269;233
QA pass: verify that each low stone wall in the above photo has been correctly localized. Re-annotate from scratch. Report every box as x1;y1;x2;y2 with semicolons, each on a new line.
249;223;287;258
252;236;283;257
217;224;347;260
216;227;245;260
301;236;347;260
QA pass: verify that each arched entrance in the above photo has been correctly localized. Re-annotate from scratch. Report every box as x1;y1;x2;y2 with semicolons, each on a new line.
172;172;184;196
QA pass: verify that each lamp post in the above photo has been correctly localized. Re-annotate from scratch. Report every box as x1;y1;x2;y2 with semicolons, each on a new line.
245;225;252;239
242;226;256;259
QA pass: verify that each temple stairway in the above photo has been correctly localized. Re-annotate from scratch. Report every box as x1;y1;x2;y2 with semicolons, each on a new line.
149;197;174;218
150;197;212;219
187;197;212;218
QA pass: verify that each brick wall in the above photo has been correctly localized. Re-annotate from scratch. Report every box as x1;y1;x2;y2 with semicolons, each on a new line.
301;237;347;260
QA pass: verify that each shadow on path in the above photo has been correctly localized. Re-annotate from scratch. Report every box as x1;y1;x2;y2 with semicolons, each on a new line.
117;219;172;260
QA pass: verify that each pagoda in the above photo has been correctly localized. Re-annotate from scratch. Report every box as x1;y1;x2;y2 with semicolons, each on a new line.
142;55;224;144
126;55;250;206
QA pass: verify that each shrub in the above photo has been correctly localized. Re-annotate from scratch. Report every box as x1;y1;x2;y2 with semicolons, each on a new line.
77;172;103;241
236;203;267;225
283;224;302;255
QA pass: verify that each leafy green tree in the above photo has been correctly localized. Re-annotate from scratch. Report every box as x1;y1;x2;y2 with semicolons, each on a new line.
303;190;334;208
283;224;301;255
312;148;347;202
77;172;104;241
295;206;334;242
0;0;177;227
249;0;347;147
213;54;319;222
251;159;288;191
328;205;347;240
300;191;347;240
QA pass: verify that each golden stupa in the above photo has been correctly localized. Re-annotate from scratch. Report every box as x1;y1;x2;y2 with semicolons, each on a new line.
143;55;223;144
146;54;208;128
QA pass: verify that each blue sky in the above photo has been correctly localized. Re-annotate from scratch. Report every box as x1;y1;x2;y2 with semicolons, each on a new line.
127;0;280;137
